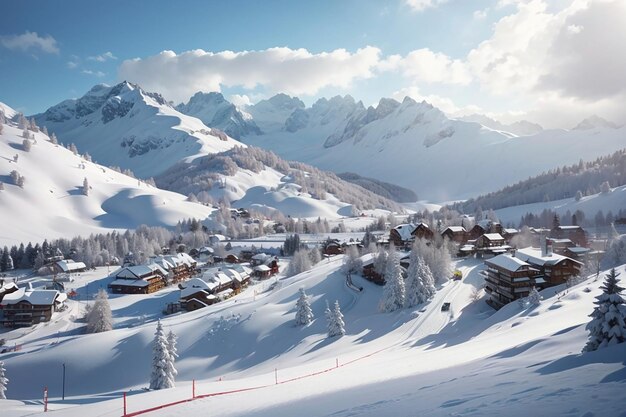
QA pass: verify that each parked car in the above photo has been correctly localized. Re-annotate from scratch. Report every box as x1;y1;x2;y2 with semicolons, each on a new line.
452;270;463;280
441;302;451;312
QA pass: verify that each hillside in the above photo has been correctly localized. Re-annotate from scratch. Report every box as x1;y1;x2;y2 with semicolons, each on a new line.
177;93;626;201
32;82;241;178
1;255;624;416
0;103;213;247
337;172;418;203
453;149;626;213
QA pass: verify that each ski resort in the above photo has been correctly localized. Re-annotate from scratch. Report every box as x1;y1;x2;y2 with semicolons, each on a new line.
1;1;626;416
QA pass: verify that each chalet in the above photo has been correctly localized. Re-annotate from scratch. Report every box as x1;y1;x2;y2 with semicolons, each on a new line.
0;281;19;303
151;253;197;283
1;288;67;327
54;259;87;274
441;226;467;243
547;238;576;255
322;239;343;255
551;225;588;247
468;220;503;240
225;254;240;264
208;234;227;245
502;228;519;242
108;264;167;294
389;223;433;247
179;278;218;311
231;264;253;281
361;252;408;285
564;246;591;260
515;246;582;287
225;269;250;292
475;233;506;248
251;253;280;275
484;255;539;309
253;265;272;279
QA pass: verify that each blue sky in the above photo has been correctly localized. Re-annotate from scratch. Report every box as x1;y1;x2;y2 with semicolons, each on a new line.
1;0;624;128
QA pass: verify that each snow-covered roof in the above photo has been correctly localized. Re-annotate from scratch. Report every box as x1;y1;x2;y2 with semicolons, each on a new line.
114;264;166;279
225;269;244;283
393;224;416;241
486;254;530;272
55;259;87;272
482;233;504;241
254;265;271;272
232;264;252;276
212;272;233;286
180;278;216;298
503;228;518;234
252;253;272;261
557;225;583;231
109;279;149;287
443;226;466;233
566;247;590;254
548;238;573;244
515;247;581;267
1;288;66;306
0;281;19;296
198;246;215;254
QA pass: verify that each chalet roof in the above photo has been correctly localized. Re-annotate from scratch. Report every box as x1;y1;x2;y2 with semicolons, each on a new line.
566;247;591;254
442;226;466;233
114;264;167;279
0;281;19;296
515;247;582;267
56;259;87;272
486;254;530;272
254;265;271;272
212;272;233;286
1;288;66;306
225;269;244;283
548;238;573;244
180;278;218;298
232;264;252;277
482;233;505;241
198;246;215;254
109;279;149;288
393;224;416;241
557;225;583;231
252;253;272;261
503;228;518;234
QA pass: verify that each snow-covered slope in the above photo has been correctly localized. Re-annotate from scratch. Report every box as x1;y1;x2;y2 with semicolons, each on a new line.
32;82;241;178
458;113;544;136
573;115;621;130
495;184;626;225
1;255;624;416
0;103;213;246
177;94;626;202
175;92;261;140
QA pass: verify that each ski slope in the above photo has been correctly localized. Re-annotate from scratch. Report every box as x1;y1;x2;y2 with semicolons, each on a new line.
1;256;624;417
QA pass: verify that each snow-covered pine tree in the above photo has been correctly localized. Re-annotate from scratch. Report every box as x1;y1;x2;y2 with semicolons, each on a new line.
600;181;611;194
50;132;58;144
328;300;345;337
583;268;626;352
417;256;436;299
374;247;388;276
0;360;7;399
295;287;314;326
86;289;113;333
575;190;583;201
380;247;405;312
405;243;426;308
341;245;362;275
70;143;78;155
0;182;4;191
166;330;178;384
83;177;89;196
22;128;30;140
287;249;312;277
527;287;542;306
149;320;174;390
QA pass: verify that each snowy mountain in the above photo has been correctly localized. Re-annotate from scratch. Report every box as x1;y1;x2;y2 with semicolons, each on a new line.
32;82;241;178
175;92;261;140
458;113;544;136
0;102;214;247
572;115;620;130
237;96;626;201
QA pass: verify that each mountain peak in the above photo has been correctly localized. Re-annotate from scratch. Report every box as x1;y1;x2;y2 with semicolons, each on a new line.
573;115;620;130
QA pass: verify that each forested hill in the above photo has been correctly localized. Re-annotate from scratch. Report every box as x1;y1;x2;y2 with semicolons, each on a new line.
452;149;626;213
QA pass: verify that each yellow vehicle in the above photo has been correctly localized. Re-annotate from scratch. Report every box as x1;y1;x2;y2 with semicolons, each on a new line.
452;270;463;281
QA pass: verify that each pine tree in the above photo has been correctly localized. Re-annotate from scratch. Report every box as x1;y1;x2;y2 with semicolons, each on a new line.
295;287;314;326
527;287;542;306
70;143;78;155
83;177;89;196
417;257;436;299
149;320;174;390
0;360;7;399
0;247;11;272
86;289;113;333
287;249;312;277
166;330;178;384
380;248;405;312
575;190;583;201
327;300;345;337
405;244;428;307
50;132;58;144
341;245;362;275
583;269;626;352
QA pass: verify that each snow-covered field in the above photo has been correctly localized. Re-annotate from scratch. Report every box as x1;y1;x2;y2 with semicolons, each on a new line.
1;255;624;417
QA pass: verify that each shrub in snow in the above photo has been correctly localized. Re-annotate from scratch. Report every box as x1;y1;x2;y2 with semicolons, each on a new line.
50;132;58;144
83;177;89;196
380;247;405;312
603;235;626;268
85;289;113;333
600;181;611;194
22;128;30;140
295;288;314;326
70;143;78;155
575;190;583;201
0;360;7;399
10;170;24;188
149;320;175;390
309;247;322;265
166;330;178;382
327;300;345;337
527;287;542;306
583;268;626;352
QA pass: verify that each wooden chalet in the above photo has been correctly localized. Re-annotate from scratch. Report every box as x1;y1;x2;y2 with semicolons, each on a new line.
484;255;539;309
225;269;250;292
253;265;272;279
389;223;433;247
441;226;467;243
514;246;582;287
54;259;87;274
322;239;343;255
225;254;240;264
152;253;197;283
251;253;280;276
475;233;506;248
179;278;218;311
108;264;167;294
550;225;588;247
468;220;503;240
1;288;67;327
502;228;519;243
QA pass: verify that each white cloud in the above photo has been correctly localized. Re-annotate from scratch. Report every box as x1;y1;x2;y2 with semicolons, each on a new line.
67;61;78;69
0;31;59;54
396;48;471;85
405;0;448;12
229;94;252;107
88;51;117;62
82;69;106;77
473;8;489;19
118;46;382;104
